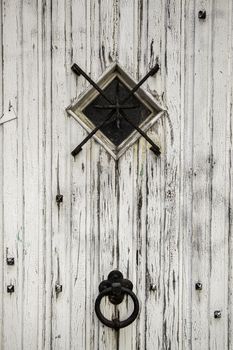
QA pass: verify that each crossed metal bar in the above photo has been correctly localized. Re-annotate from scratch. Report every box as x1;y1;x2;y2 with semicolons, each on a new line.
71;63;160;157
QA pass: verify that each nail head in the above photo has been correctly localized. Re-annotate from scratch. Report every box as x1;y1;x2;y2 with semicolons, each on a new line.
7;284;14;293
198;10;206;19
214;310;221;319
6;257;15;265
150;284;157;292
55;284;62;293
195;282;202;290
56;194;63;203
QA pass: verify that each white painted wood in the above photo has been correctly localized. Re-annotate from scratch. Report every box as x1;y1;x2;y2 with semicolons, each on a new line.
22;1;41;348
69;1;88;349
0;106;17;125
51;0;72;348
1;1;22;349
181;1;195;348
209;2;229;348
117;1;138;348
191;0;212;348
0;1;232;349
162;1;182;348
228;2;233;349
0;3;3;342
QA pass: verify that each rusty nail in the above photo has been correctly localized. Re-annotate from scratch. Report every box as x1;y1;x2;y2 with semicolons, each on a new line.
195;282;202;290
198;10;206;19
6;257;15;265
214;310;221;319
55;284;62;294
56;194;63;203
150;284;157;292
7;284;14;293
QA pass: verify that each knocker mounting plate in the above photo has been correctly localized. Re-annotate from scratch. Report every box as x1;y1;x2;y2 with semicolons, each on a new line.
67;62;164;159
95;270;139;330
99;270;133;305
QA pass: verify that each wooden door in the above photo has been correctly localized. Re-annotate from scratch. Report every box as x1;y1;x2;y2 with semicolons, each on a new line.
0;1;233;349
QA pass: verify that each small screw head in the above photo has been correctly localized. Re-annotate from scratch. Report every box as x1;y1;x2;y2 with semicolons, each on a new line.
55;284;62;294
198;10;206;19
7;284;14;293
214;310;221;319
195;282;202;290
56;194;63;203
150;284;157;292
6;257;15;265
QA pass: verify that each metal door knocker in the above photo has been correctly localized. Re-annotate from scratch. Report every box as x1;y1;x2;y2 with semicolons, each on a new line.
95;270;139;330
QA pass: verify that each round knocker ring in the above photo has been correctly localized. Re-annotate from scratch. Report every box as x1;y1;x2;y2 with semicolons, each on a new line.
95;270;140;330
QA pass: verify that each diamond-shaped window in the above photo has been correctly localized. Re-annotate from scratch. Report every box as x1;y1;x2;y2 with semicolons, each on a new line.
67;63;163;159
83;77;151;146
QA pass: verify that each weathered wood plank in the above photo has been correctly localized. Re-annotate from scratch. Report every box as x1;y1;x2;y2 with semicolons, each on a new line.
51;0;72;348
36;1;53;349
180;1;194;348
69;0;88;349
0;0;3;342
117;1;138;348
40;1;53;348
138;1;166;349
146;121;165;350
162;0;182;348
1;0;20;347
209;1;229;348
228;1;233;348
21;1;40;348
98;149;118;350
191;0;212;348
96;2;118;348
135;3;148;349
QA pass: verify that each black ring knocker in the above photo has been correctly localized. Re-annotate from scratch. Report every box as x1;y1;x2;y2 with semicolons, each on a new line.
95;270;139;330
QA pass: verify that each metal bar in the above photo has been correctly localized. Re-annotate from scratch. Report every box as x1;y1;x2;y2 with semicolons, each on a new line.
119;109;160;156
71;109;116;157
72;63;159;107
71;64;113;104
93;105;140;109
121;64;160;104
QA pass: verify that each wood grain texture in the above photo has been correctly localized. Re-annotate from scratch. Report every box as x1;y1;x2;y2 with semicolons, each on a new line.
0;0;233;349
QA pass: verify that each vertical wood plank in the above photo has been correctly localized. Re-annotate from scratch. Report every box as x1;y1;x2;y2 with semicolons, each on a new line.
136;3;148;349
98;149;118;350
70;0;88;348
88;1;102;349
191;0;212;348
181;1;194;348
228;1;233;347
1;0;22;349
209;1;229;348
82;2;93;349
21;1;40;348
137;1;166;349
117;146;137;350
117;1;138;348
163;0;182;348
0;0;3;342
146;121;165;350
51;0;72;348
37;1;53;348
135;137;147;350
98;2;118;349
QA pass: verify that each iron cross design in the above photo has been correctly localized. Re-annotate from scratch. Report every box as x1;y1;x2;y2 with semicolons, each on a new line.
71;63;161;157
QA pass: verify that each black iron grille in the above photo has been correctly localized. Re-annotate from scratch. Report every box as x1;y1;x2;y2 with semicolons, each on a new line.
83;77;151;146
